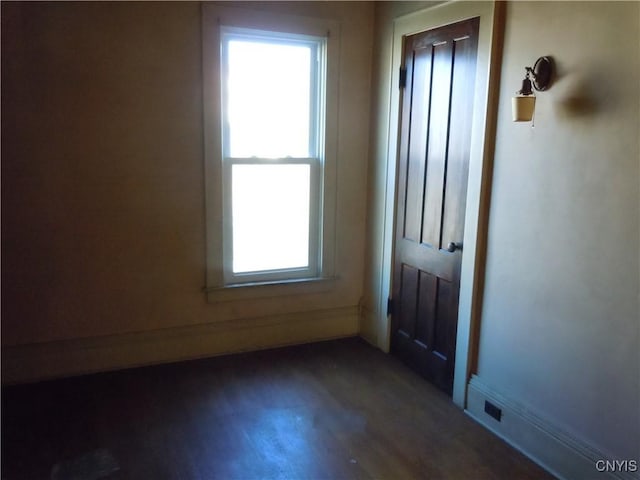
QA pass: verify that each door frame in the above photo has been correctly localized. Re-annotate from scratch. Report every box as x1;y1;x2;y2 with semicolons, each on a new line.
379;1;504;407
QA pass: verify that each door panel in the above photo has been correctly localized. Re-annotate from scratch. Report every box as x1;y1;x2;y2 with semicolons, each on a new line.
421;42;452;249
399;265;419;338
391;18;479;395
415;271;436;347
442;31;477;255
404;48;432;243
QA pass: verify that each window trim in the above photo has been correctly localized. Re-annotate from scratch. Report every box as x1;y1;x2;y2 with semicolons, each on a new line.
201;4;339;299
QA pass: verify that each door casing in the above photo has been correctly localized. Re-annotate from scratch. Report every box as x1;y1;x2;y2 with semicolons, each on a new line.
378;1;504;407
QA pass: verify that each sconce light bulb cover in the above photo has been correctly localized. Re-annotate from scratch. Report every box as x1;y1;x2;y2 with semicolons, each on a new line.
512;96;536;122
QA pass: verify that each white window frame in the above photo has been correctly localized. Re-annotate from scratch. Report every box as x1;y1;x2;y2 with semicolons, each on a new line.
220;28;324;285
202;5;339;299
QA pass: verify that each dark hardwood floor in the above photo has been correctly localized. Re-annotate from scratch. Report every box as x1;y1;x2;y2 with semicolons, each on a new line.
2;337;555;480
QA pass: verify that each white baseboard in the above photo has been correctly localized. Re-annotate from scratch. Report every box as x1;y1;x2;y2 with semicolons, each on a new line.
2;306;359;385
466;375;639;480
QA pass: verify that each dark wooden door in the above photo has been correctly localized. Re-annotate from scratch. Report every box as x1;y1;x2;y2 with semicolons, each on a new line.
391;18;479;395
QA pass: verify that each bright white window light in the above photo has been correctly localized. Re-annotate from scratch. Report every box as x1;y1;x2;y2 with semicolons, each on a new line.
232;164;310;273
227;40;313;158
221;29;324;282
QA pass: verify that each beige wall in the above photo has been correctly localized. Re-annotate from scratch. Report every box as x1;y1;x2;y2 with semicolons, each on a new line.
364;0;639;466
1;2;373;368
477;1;639;461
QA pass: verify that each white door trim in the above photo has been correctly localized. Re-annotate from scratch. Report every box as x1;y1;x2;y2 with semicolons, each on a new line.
380;1;504;407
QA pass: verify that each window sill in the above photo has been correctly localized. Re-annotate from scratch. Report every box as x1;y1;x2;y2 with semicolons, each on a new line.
204;276;338;303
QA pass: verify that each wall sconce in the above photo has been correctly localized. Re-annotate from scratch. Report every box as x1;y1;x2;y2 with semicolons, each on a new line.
512;56;553;122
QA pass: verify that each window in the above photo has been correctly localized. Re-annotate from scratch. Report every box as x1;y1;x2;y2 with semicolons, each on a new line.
221;29;324;284
202;6;338;295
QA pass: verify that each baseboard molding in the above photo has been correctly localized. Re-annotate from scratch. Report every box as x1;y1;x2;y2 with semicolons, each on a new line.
466;375;639;480
2;306;359;385
358;303;379;348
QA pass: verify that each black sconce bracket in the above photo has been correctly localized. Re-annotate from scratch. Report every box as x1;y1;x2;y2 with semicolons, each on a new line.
527;56;553;92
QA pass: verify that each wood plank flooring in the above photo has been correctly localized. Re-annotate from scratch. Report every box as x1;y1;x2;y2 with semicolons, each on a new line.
2;337;555;479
